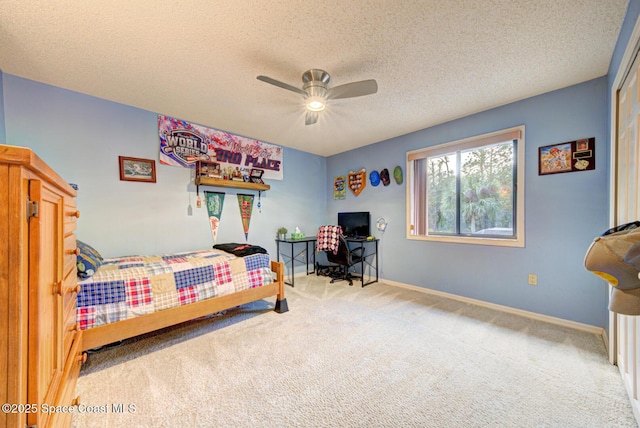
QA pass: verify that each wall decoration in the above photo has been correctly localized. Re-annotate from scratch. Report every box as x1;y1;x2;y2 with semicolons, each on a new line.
348;169;366;196
539;137;595;175
376;217;388;232
237;194;254;240
369;170;381;186
380;168;390;186
334;176;346;200
158;115;283;180
205;191;225;244
393;166;403;184
119;156;156;183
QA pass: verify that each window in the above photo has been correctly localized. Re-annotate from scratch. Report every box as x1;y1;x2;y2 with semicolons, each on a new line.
406;126;525;247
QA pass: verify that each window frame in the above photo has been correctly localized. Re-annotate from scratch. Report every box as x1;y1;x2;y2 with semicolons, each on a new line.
406;125;525;247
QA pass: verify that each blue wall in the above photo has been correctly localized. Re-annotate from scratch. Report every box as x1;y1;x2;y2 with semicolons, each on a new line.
2;75;327;260
327;78;610;327
0;74;614;327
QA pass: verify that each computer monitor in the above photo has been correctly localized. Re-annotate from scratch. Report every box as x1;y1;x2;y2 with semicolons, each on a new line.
338;212;370;238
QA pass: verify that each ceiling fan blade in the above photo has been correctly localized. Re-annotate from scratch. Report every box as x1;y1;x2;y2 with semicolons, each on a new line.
327;79;378;99
305;111;319;125
257;75;306;95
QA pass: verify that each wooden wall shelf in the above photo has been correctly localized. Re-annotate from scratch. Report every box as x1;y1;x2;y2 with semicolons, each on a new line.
194;160;270;194
195;177;270;193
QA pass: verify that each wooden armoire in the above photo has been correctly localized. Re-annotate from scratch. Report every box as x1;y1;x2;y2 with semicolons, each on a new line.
0;145;85;428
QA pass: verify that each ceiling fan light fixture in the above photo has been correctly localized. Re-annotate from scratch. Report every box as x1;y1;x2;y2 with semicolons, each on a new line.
305;83;328;111
306;96;326;112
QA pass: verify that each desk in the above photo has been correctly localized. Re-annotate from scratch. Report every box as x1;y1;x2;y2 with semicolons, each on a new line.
275;237;316;287
346;238;379;287
276;237;379;287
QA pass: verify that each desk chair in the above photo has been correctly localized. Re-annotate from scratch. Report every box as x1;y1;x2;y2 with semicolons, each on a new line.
324;234;364;286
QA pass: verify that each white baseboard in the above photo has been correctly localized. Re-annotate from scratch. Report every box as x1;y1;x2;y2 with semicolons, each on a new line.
381;278;606;339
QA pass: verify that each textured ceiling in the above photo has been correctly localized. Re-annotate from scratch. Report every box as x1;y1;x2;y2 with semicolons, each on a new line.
0;1;628;156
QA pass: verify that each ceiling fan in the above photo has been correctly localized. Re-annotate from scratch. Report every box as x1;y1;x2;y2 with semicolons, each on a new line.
256;69;378;125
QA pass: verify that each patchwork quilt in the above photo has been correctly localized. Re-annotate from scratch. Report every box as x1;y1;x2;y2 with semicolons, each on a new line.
76;249;273;330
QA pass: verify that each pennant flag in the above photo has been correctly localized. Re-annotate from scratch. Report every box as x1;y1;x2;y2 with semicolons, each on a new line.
237;193;254;241
205;191;225;244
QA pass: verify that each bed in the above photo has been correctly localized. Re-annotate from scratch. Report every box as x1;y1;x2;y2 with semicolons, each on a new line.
75;243;287;351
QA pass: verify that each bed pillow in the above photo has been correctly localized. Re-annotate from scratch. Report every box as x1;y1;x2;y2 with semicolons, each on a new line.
76;240;103;278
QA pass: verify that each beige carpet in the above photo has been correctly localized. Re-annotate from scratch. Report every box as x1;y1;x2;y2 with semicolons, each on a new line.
73;275;637;427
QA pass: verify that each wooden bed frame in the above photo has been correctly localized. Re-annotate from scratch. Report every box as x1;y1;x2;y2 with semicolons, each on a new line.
81;260;288;351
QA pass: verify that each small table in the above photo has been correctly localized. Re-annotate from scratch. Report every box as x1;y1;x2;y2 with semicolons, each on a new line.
275;237;317;287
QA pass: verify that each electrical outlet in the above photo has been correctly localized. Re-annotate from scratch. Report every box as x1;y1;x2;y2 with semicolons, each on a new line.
528;274;538;286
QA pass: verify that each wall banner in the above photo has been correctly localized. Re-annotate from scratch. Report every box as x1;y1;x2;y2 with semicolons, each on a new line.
204;191;225;244
237;194;254;241
334;176;346;200
158;115;283;180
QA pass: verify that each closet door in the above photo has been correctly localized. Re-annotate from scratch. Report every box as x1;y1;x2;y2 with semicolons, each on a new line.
615;48;640;413
26;179;64;428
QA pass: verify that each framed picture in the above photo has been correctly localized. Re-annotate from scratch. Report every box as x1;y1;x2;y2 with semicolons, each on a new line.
119;156;156;182
538;137;595;175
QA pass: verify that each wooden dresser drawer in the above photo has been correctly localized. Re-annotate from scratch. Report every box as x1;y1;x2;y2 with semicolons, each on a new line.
49;332;84;428
63;232;78;279
62;279;79;357
64;198;79;234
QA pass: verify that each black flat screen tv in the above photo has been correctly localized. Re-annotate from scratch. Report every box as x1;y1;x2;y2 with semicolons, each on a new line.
338;212;371;238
